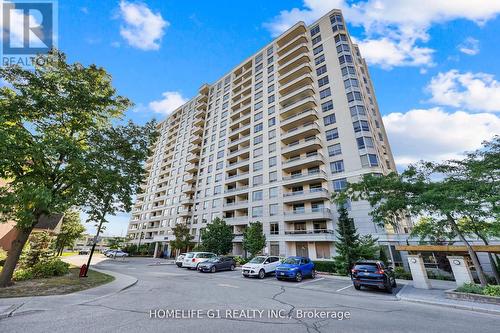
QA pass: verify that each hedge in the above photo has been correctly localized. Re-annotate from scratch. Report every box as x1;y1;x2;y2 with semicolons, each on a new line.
313;260;336;273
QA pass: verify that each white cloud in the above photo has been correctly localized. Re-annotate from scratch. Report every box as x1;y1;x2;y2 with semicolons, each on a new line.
149;91;187;116
264;0;500;69
0;1;46;48
427;70;500;112
458;37;480;55
383;108;500;166
118;1;168;51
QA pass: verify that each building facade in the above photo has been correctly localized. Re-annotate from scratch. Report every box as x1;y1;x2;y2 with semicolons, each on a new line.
126;9;409;260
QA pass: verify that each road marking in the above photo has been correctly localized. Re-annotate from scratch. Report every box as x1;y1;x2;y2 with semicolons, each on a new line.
298;277;325;285
217;283;240;288
336;284;353;292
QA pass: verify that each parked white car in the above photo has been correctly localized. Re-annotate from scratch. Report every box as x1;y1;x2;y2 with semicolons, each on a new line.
182;252;216;269
242;256;282;279
107;250;129;258
175;253;186;267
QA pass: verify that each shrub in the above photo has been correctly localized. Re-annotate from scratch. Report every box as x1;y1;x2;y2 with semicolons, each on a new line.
426;270;454;281
31;258;70;278
0;247;7;266
393;267;413;280
13;268;34;281
483;285;500;297
456;283;484;295
313;260;336;273
232;256;249;266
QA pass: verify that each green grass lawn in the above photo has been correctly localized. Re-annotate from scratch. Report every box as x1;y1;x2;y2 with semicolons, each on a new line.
0;267;114;298
60;251;79;257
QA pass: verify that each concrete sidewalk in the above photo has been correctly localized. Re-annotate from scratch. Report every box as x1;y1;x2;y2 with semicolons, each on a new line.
396;279;500;315
0;268;137;320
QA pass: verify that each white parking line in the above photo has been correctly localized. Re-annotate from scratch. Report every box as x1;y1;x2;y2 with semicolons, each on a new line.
336;284;353;292
217;283;240;288
297;277;325;285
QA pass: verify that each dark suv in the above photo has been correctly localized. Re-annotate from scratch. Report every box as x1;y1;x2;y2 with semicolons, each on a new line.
351;260;396;293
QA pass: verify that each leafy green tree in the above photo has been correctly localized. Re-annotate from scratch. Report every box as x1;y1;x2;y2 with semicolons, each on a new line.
170;223;195;256
200;218;233;255
55;210;85;256
333;137;499;286
20;231;54;268
0;50;154;287
107;237;125;250
242;222;266;258
333;206;360;275
411;217;456;245
0;50;132;287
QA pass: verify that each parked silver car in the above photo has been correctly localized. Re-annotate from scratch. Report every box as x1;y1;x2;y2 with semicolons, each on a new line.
175;253;186;267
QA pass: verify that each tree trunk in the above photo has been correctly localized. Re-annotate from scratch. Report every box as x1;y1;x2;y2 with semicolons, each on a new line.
447;215;488;286
0;226;33;287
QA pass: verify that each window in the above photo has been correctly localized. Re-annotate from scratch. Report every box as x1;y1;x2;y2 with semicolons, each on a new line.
270;223;279;235
255;81;263;90
315;54;325;65
350;105;366;117
316;65;327;76
312;35;322;45
254;101;263;110
253;175;263;185
321;100;333;112
334;33;347;43
313;44;323;55
269;156;277;167
325;128;339;141
269;171;278;183
252;190;263;201
328;143;342;156
269;142;276;152
344;78;359;89
330;160;344;173
254;123;263;133
254;135;263;145
269;204;279;216
347;91;362;102
356;136;374;149
254;111;263;121
310;25;320;36
269;187;278;198
318;76;329;87
353;120;370;133
254;147;263;157
252;206;263;217
214;185;222;195
268;129;276;139
361;154;379;167
268;95;275;104
268;117;276;127
323;114;336;126
341;65;356;76
332;178;348;192
319;88;331;99
253;160;263;171
338;54;352;64
336;43;350;53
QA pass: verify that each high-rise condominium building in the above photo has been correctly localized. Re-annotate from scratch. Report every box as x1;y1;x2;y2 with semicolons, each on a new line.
126;9;410;261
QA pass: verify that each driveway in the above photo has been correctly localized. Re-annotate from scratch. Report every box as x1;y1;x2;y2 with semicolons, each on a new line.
1;257;498;333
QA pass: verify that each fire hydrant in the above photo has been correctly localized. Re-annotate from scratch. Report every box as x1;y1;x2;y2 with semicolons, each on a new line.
79;264;87;277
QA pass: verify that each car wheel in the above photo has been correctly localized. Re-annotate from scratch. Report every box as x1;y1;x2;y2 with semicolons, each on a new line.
258;269;265;279
295;272;303;282
311;270;316;279
354;284;361;290
391;278;397;288
230;264;235;271
211;266;216;273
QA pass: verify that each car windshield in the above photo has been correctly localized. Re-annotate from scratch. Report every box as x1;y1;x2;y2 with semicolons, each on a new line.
185;253;194;258
354;263;378;272
249;256;267;264
283;258;300;265
206;257;221;262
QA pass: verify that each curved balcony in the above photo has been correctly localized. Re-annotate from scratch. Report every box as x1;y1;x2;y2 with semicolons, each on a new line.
283;229;335;241
281;122;320;144
283;208;332;222
280;96;317;118
282;152;325;172
282;170;328;186
280;109;318;131
283;188;330;204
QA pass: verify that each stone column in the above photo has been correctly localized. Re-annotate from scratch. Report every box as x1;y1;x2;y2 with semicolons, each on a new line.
407;254;432;289
153;242;159;258
447;256;474;287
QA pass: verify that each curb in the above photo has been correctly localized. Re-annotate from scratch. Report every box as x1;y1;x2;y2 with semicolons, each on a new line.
395;284;500;316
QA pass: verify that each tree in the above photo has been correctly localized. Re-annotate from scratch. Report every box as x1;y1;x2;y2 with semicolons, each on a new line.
107;237;125;250
170;223;194;256
200;218;233;255
333;137;499;286
20;231;54;268
0;50;132;287
357;235;380;260
333;206;359;275
411;217;456;245
242;222;266;258
54;210;85;256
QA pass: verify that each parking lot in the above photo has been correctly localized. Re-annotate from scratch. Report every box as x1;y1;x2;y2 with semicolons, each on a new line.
2;257;498;333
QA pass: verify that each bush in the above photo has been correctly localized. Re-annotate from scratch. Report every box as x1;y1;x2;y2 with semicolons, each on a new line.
31;258;70;278
0;247;7;266
232;256;249;266
426;270;455;281
313;260;336;273
393;267;413;280
483;285;500;297
13;268;34;281
456;282;484;295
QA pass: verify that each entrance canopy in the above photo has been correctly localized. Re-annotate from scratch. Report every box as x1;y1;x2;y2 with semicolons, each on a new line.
396;245;500;254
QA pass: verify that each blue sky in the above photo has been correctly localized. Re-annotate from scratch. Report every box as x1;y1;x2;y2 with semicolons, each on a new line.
6;1;500;236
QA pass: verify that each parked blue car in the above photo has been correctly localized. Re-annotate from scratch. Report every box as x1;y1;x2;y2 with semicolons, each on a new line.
275;256;316;282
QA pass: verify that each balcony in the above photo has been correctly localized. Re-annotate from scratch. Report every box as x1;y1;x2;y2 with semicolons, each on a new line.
227;146;250;159
180;197;194;205
224;216;249;225
229;123;251;136
187;153;199;163
226;158;250;171
225;171;250;182
192;126;204;135
190;135;202;144
223;200;249;211
186;163;198;173
183;186;195;194
184;173;196;184
277;25;307;53
178;209;193;217
281;137;322;157
282;170;328;186
279;72;313;96
224;186;249;194
283;188;330;203
283;229;335;241
280;85;315;107
280;109;318;131
278;41;309;66
227;135;251;149
281;122;320;144
193;116;204;127
191;144;201;153
278;53;312;79
282;152;325;172
283;208;332;222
